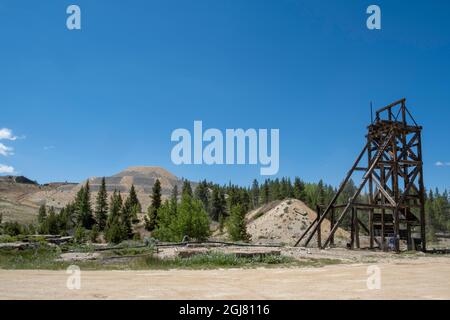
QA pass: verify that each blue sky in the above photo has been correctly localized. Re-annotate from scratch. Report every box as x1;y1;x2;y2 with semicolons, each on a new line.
0;0;449;190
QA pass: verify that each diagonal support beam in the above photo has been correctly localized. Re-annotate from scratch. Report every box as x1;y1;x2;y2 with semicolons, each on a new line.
298;143;369;247
321;131;395;249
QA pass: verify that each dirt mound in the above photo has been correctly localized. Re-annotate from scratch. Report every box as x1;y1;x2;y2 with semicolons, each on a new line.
246;199;349;246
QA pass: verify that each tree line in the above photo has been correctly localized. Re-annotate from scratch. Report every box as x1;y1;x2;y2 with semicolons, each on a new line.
37;178;142;243
2;176;448;244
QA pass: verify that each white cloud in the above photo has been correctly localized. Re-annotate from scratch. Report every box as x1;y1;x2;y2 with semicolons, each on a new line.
436;161;450;167
0;164;15;174
0;128;18;141
43;145;55;150
0;143;14;156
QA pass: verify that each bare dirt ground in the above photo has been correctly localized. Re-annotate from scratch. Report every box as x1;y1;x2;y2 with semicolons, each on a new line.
1;255;449;300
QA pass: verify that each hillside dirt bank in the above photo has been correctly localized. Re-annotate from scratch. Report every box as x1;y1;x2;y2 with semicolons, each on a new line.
1;256;449;300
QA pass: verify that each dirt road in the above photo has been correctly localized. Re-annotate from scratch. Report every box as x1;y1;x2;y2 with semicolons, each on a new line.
1;258;449;300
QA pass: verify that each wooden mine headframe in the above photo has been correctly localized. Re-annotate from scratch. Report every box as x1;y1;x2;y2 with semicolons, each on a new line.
295;98;426;252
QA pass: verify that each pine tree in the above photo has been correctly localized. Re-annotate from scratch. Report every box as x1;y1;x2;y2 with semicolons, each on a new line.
146;179;162;231
227;186;241;211
59;202;76;233
95;177;108;231
280;177;288;199
75;181;94;229
240;189;251;213
270;179;282;201
182;179;193;197
38;205;47;224
210;186;226;221
251;179;260;208
90;225;99;243
47;206;59;235
261;180;270;205
194;180;209;212
105;190;126;243
121;186;139;238
318;179;326;205
227;204;250;242
125;184;141;224
293;177;304;200
170;185;178;215
74;225;86;243
128;184;142;213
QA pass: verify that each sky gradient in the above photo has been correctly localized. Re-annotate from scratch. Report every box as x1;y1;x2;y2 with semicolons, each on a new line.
1;0;449;190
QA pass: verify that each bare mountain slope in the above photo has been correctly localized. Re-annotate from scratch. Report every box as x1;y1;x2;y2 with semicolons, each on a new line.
26;166;186;210
0;176;61;223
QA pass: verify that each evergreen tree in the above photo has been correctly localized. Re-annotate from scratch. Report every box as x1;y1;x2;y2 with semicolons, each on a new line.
46;206;59;235
182;179;193;197
121;197;134;238
125;184;141;224
146;179;162;231
227;204;250;242
210;186;226;221
251;179;260;208
94;177;108;231
194;180;209;212
128;184;142;213
170;185;178;215
90;225;99;243
240;189;251;213
270;178;282;201
261;180;270;205
38;205;47;224
227;186;241;211
317;179;326;205
75;181;94;229
58;202;76;233
293;177;305;201
74;225;86;243
105;190;126;243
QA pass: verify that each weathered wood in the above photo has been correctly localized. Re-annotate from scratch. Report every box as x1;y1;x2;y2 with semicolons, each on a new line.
298;99;426;253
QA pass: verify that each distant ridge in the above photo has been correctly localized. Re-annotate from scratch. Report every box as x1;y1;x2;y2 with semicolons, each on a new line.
26;166;188;210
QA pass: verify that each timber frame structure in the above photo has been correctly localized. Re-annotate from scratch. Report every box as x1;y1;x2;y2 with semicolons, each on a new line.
295;99;426;252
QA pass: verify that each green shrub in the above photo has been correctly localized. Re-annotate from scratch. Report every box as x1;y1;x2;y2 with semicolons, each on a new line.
74;225;86;243
0;235;18;243
90;225;99;243
132;233;141;241
105;223;125;244
2;221;24;236
153;195;210;242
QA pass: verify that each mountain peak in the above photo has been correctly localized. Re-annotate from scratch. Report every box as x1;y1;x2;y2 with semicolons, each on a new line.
118;166;177;180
